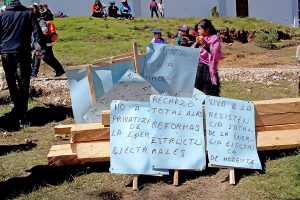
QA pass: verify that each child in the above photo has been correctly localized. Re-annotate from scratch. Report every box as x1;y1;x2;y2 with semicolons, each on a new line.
157;0;165;18
193;19;222;96
150;0;159;18
177;25;193;47
151;30;167;44
108;0;120;18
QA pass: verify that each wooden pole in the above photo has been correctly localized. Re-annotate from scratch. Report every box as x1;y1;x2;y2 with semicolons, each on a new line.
132;42;141;74
229;168;236;185
173;170;180;186
86;65;97;105
133;175;139;190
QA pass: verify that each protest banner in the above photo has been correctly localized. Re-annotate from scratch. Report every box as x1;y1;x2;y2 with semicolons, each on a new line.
110;100;168;175
205;96;262;170
67;68;93;124
150;89;206;170
84;70;159;123
143;43;200;97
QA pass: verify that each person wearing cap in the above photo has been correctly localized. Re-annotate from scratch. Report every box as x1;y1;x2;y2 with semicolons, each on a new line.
120;0;133;20
108;0;120;18
151;30;167;44
176;25;193;47
0;0;46;128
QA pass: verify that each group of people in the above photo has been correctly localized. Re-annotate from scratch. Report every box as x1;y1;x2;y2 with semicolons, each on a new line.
150;0;165;18
0;0;65;128
92;0;133;20
151;19;222;97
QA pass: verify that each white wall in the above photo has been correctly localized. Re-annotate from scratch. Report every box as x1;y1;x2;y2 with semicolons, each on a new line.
249;0;294;27
140;0;215;18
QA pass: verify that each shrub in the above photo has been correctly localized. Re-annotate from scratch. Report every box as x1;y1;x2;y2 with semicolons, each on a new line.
254;30;279;49
211;6;219;18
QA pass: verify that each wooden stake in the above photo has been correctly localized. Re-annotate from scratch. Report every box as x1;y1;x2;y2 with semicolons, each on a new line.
86;65;97;105
133;175;139;190
132;42;141;74
173;170;179;186
229;168;236;185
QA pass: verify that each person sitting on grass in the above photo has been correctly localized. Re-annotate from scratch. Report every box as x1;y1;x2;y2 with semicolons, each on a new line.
108;0;120;18
120;0;133;20
92;0;105;18
151;30;167;44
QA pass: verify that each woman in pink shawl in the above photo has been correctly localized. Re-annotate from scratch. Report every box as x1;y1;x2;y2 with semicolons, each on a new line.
193;19;222;96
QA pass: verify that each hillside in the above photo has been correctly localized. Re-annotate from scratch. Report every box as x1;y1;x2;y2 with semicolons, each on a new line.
52;17;300;66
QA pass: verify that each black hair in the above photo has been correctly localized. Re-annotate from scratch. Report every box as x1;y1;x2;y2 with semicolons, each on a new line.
197;19;217;35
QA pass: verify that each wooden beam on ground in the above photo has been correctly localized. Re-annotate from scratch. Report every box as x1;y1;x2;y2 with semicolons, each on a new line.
255;112;300;126
254;98;300;115
73;141;110;162
257;128;300;151
70;123;110;143
229;168;236;185
54;124;73;135
47;144;79;166
256;123;300;132
133;175;139;190
102;110;110;126
133;42;141;74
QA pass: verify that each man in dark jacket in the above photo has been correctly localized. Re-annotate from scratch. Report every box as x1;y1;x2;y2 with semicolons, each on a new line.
0;0;46;128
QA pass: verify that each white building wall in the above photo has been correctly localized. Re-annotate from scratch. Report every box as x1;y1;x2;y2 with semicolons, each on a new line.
248;0;295;27
219;0;236;17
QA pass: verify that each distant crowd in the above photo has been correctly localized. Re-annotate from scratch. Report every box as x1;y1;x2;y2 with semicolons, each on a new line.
92;0;133;20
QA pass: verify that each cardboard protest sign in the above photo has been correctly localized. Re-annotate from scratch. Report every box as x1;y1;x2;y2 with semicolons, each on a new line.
143;43;200;97
67;68;93;124
84;70;159;123
149;92;206;170
91;61;135;100
205;96;262;170
110;100;168;175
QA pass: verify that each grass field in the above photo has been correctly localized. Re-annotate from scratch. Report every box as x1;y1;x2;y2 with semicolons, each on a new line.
0;17;300;199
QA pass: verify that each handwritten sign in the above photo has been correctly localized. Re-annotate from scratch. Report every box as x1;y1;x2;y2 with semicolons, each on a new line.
149;92;206;170
110;100;168;175
205;96;262;170
67;68;93;124
91;60;135;100
143;43;200;97
84;70;159;123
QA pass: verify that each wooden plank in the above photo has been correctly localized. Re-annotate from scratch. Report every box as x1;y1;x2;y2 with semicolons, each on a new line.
133;42;141;74
256;123;300;132
254;98;300;115
133;176;139;190
102;110;110;126
173;170;179;186
86;65;97;105
54;124;73;135
47;144;79;166
70;123;110;143
255;112;300;126
229;168;236;185
74;141;110;162
257;128;300;151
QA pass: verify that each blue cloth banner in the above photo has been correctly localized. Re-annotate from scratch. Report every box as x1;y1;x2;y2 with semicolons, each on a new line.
143;43;200;97
67;68;93;124
84;70;159;123
205;96;262;170
110;100;168;175
149;92;206;170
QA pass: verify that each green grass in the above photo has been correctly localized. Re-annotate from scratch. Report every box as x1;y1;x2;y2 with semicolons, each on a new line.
52;17;300;65
1;17;300;199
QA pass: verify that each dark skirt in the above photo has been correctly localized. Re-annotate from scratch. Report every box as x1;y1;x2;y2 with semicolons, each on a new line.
194;63;221;96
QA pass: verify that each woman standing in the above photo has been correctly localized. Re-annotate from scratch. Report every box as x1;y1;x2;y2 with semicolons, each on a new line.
193;19;222;96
